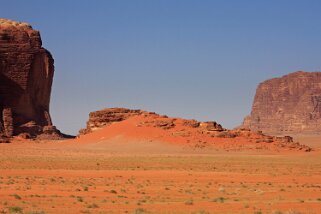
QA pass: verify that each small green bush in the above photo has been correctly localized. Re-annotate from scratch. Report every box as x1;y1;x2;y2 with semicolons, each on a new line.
12;194;22;200
8;206;23;213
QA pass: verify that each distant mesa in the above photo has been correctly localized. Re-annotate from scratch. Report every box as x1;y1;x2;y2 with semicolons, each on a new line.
242;71;321;135
0;18;64;141
78;107;311;152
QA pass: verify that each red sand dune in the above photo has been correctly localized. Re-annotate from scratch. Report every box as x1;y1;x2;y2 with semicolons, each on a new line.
70;108;312;154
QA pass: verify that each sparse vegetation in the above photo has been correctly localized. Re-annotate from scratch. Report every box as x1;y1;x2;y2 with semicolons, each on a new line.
192;211;210;214
212;197;225;203
0;142;319;213
110;189;117;194
76;196;84;202
8;206;23;213
12;194;22;200
86;203;99;208
26;211;46;214
185;199;194;205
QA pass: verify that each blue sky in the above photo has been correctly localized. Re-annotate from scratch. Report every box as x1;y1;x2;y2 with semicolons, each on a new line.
1;0;321;134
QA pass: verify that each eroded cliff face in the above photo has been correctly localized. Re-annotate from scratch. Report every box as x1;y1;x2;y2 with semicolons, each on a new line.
242;71;321;134
0;19;60;139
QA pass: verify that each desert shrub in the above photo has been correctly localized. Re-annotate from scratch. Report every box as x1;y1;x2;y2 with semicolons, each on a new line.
77;196;84;202
286;211;303;214
87;203;98;208
212;197;225;203
110;190;117;194
184;199;194;205
27;211;46;214
192;211;210;214
8;206;23;213
12;194;21;200
133;208;145;214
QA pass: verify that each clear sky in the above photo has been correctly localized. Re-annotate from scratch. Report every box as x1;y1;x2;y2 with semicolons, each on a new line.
1;0;321;135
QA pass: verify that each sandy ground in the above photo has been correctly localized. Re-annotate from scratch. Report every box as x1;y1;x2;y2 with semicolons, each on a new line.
0;136;320;214
291;135;321;149
0;115;320;214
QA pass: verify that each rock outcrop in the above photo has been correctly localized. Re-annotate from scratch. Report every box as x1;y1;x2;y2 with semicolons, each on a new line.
79;107;311;152
79;108;144;135
79;108;227;135
242;71;321;134
0;19;61;140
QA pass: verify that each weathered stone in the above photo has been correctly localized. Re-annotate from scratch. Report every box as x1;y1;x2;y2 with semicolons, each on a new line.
242;71;321;134
153;119;175;129
79;107;311;151
200;121;224;132
216;131;237;138
0;18;61;139
79;108;144;135
2;108;13;137
182;120;200;128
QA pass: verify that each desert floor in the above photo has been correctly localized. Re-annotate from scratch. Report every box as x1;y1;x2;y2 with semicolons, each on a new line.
0;137;320;214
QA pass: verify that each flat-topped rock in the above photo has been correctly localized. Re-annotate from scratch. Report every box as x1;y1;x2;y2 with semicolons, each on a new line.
242;71;321;134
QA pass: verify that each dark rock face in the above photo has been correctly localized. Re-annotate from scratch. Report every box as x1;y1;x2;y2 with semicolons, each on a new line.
0;19;61;139
242;71;321;134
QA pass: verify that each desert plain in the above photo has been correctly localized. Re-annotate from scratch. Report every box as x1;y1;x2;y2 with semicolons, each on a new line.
0;123;320;214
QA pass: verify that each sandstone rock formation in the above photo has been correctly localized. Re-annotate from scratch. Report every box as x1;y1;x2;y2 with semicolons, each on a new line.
0;19;61;140
242;71;321;134
79;108;144;135
79;107;311;152
79;108;227;135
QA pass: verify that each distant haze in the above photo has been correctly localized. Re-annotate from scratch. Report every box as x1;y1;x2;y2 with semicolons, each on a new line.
1;0;321;135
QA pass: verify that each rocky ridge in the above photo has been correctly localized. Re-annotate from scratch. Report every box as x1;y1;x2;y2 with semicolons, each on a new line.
79;108;311;152
242;71;321;134
0;19;62;141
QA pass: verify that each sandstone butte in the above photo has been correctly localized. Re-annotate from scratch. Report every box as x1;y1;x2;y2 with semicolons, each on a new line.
0;18;63;142
77;107;311;152
242;71;321;135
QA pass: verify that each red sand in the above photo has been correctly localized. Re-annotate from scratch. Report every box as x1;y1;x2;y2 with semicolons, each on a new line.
0;115;320;213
